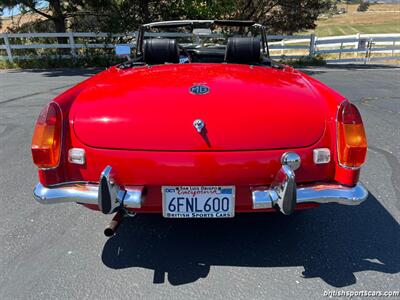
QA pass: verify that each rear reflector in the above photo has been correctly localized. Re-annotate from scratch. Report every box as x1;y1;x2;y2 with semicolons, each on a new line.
313;148;331;164
68;148;85;165
337;101;367;168
31;102;62;168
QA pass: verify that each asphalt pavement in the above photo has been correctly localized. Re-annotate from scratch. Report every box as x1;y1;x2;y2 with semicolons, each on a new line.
0;66;399;299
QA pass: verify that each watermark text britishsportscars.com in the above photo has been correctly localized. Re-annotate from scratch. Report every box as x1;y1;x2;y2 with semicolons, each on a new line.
323;290;400;298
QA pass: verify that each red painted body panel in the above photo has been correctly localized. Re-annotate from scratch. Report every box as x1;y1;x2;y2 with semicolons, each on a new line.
36;63;362;213
71;64;326;151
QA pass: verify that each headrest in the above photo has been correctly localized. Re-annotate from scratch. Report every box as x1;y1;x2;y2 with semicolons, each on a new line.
143;38;179;65
224;37;261;64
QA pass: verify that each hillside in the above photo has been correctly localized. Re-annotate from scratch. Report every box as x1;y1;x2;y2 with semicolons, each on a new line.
303;3;400;36
0;11;47;33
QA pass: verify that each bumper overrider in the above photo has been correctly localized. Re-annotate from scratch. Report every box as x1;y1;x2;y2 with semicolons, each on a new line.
33;153;368;215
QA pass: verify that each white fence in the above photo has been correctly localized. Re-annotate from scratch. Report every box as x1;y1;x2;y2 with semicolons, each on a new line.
268;33;400;63
1;31;400;64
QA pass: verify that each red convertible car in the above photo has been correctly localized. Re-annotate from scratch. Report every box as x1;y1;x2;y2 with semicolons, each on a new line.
32;20;368;235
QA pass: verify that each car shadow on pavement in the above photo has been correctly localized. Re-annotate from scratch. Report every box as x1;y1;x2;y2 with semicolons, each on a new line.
101;192;399;287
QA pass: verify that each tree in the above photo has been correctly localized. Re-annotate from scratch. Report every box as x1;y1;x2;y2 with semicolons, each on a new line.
357;1;369;12
227;0;332;34
1;0;333;35
1;1;68;42
91;0;332;34
0;1;113;41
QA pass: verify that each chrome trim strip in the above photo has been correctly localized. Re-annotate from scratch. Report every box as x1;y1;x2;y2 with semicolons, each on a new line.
252;182;368;209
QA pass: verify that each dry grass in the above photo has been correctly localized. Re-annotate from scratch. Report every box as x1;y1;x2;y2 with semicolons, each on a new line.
303;3;400;37
0;11;48;33
342;3;400;12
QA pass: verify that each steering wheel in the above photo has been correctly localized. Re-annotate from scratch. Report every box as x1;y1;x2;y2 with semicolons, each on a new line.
178;45;192;63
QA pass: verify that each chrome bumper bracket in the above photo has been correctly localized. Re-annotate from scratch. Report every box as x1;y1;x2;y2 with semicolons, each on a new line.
270;164;297;215
98;165;124;214
252;152;368;213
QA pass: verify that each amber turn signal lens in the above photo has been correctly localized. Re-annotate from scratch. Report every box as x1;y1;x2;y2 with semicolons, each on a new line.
31;102;62;168
337;102;367;168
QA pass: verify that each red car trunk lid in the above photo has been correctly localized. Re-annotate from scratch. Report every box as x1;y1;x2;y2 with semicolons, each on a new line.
72;64;326;151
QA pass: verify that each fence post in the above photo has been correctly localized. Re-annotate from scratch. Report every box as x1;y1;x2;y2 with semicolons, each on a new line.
392;40;395;57
339;41;344;60
3;34;14;63
309;33;316;57
68;31;77;58
355;33;360;58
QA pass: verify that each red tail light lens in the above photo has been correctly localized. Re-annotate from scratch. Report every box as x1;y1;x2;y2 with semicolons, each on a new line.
31;102;62;168
337;101;367;168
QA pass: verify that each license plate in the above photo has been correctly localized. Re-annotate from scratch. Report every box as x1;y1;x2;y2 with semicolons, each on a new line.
162;186;235;218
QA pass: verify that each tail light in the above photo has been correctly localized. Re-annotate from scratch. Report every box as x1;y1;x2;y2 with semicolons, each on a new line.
31;102;62;168
337;101;367;168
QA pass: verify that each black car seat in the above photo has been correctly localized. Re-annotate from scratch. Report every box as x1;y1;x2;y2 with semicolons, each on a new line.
143;38;180;65
224;37;261;64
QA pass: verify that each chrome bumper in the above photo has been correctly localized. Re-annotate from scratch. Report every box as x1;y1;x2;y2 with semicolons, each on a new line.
34;182;368;211
33;166;144;214
34;157;368;215
252;182;368;209
34;180;143;214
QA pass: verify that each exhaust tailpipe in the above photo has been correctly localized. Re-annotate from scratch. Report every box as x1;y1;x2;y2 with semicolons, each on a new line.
104;210;124;237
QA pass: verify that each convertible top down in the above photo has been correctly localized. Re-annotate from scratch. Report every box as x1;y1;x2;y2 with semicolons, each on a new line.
32;20;368;235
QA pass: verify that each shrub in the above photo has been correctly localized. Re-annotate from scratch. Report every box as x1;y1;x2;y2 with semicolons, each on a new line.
280;55;326;67
0;54;124;69
357;2;370;12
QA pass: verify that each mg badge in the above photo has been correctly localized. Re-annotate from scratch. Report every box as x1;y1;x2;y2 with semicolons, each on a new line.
193;119;205;133
190;84;209;95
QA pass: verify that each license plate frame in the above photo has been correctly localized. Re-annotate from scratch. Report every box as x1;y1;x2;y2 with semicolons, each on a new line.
162;186;235;218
